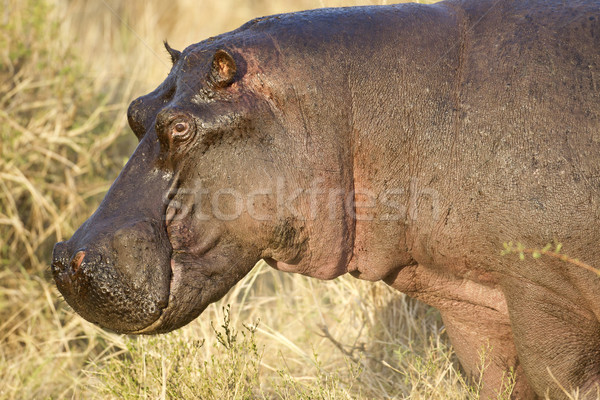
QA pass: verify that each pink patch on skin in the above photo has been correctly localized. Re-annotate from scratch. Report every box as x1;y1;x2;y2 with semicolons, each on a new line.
71;250;85;272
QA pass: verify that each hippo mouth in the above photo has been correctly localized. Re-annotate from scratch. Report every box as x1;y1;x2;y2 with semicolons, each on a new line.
130;257;190;333
132;229;250;334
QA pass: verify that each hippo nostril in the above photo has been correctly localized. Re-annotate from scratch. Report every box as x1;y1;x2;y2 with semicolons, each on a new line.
71;250;86;272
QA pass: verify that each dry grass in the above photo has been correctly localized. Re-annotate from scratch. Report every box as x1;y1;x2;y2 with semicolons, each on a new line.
0;0;491;398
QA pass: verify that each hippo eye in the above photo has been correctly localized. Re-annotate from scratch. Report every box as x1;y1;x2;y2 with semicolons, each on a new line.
156;111;196;152
169;119;193;141
174;122;188;134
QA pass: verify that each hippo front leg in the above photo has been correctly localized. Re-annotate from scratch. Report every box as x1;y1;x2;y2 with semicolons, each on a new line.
440;309;537;399
502;275;600;400
385;264;537;399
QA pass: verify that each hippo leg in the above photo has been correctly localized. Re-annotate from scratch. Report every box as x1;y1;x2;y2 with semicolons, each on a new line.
441;308;537;399
503;279;600;400
385;265;537;399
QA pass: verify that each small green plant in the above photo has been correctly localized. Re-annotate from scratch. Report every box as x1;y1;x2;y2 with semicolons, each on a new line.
501;242;600;276
94;305;262;400
200;305;262;399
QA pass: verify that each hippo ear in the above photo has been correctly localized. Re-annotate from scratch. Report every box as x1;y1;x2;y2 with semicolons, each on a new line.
208;49;237;88
164;41;181;65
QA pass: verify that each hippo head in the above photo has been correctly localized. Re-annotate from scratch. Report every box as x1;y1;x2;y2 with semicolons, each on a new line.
52;41;354;334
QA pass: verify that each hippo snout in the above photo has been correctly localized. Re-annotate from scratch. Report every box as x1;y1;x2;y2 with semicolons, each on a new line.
51;219;173;333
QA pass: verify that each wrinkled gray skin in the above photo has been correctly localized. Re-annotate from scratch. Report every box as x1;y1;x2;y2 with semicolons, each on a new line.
52;0;600;398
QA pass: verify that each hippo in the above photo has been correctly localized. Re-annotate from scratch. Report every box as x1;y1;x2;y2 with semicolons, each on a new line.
51;0;600;398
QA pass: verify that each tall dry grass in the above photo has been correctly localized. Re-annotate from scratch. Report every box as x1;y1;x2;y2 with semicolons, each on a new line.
0;0;490;398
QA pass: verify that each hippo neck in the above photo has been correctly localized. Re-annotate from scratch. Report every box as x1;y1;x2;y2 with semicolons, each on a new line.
344;5;462;281
289;4;461;281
